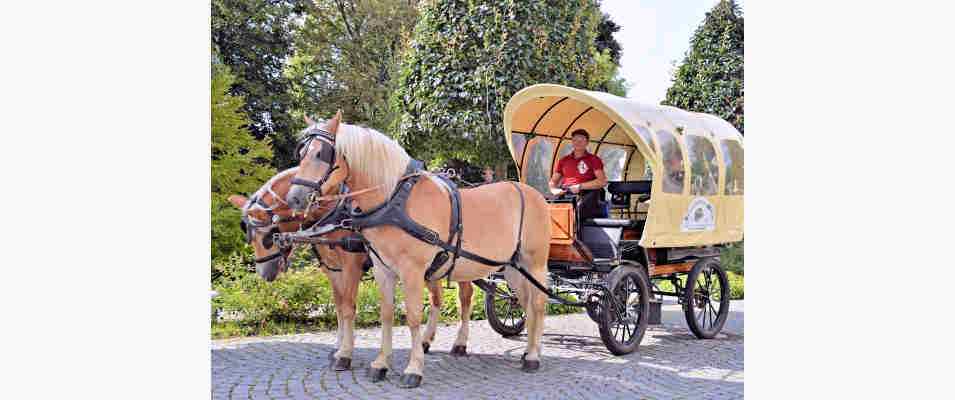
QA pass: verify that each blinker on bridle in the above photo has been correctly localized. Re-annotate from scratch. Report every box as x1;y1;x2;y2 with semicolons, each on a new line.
291;127;339;192
240;192;295;264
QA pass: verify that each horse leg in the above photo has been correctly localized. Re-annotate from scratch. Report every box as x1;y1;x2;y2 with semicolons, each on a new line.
368;265;396;382
421;280;443;354
520;256;549;372
332;255;363;371
450;281;474;357
397;270;426;388
326;270;345;363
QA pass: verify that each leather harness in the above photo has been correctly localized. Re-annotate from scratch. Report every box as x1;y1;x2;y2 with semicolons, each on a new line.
346;159;527;283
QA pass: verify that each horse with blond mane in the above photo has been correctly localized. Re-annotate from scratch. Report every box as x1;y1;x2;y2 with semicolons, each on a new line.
285;112;552;388
228;164;475;377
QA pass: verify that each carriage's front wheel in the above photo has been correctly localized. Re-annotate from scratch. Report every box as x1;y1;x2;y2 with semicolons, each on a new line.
484;280;526;337
682;258;730;339
598;264;650;355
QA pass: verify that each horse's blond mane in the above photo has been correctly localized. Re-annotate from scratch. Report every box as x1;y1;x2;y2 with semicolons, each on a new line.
335;123;410;194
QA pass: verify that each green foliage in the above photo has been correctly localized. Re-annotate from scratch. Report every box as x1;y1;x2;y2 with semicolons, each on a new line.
595;12;622;65
663;0;744;133
392;0;610;169
211;0;308;169
722;241;744;275
211;63;276;262
286;0;418;133
211;254;582;338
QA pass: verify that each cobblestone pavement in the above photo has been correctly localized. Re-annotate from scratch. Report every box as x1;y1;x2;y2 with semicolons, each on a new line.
212;313;743;399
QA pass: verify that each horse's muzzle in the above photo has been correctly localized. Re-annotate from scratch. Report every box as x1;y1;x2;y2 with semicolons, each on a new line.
286;184;313;211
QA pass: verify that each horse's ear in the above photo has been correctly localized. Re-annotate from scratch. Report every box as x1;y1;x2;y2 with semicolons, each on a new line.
325;110;342;134
227;195;248;209
304;114;315;126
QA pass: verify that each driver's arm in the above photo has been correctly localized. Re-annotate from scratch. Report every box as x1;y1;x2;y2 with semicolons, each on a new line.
548;171;564;195
577;169;608;190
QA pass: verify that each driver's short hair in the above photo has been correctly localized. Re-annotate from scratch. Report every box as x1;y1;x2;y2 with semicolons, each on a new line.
570;129;590;140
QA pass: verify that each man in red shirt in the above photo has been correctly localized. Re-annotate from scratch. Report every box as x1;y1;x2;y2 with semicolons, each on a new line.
549;129;609;219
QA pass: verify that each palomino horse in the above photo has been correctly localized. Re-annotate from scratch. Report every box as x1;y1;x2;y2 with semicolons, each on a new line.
286;112;552;388
230;165;475;378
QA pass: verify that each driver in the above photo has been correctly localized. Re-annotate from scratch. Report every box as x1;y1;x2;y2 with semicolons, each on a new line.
548;129;609;220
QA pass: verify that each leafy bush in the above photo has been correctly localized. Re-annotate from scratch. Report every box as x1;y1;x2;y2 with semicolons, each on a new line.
212;254;583;338
722;241;744;275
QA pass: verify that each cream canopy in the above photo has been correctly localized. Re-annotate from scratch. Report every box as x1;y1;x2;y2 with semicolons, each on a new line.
503;84;743;248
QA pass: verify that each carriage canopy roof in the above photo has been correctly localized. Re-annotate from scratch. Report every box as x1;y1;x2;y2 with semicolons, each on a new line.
503;84;743;248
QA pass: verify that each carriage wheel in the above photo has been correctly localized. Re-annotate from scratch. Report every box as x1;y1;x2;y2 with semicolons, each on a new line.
597;264;650;355
682;258;730;339
484;280;526;337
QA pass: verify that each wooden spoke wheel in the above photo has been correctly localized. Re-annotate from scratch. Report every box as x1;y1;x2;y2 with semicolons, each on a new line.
682;258;730;339
484;280;526;337
597;263;650;355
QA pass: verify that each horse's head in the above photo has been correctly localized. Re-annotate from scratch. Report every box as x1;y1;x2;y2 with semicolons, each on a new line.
228;168;339;281
287;111;350;211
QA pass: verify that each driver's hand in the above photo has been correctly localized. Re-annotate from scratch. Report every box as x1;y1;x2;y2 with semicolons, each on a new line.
568;184;581;194
549;187;565;196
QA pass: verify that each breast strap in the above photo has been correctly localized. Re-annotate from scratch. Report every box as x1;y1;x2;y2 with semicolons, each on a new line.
349;159;525;282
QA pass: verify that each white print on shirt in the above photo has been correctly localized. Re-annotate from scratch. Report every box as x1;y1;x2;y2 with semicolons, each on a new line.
577;160;589;174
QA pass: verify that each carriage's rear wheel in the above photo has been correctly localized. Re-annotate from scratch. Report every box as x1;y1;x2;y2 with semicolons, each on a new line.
598;264;650;355
682;258;730;339
484;280;526;337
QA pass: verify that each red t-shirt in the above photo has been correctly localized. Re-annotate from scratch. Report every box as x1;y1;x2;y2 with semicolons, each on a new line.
556;152;604;186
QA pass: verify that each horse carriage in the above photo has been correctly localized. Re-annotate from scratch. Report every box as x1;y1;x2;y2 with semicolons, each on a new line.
479;84;744;354
253;83;742;387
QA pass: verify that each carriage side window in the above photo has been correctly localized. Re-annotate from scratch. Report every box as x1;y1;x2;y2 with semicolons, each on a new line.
511;133;528;165
597;145;628;181
657;130;685;194
685;135;719;196
523;137;556;197
721;139;744;195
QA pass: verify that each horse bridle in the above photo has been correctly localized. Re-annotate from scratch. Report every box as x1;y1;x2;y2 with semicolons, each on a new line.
241;180;349;265
290;127;339;192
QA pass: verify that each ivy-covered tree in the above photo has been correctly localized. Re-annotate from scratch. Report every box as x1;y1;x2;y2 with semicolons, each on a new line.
663;0;743;133
285;0;418;132
211;61;276;263
211;0;308;169
392;0;609;171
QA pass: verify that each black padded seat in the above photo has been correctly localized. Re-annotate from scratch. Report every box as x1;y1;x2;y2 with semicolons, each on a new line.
583;218;635;228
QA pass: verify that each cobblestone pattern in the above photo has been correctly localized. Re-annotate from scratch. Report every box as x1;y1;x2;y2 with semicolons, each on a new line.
212;314;743;399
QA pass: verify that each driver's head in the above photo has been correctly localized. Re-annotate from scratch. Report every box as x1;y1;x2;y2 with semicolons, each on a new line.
570;129;589;151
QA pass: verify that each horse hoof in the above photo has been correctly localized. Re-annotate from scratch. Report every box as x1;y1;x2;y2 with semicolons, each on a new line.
368;367;388;382
333;357;352;371
521;352;527;361
450;345;467;357
397;373;423;388
521;359;541;373
422;342;430;354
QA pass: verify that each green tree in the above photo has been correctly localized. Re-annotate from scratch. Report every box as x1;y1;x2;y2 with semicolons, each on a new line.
211;0;308;169
285;0;418;132
596;13;622;65
663;0;743;133
392;0;609;170
211;61;276;263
